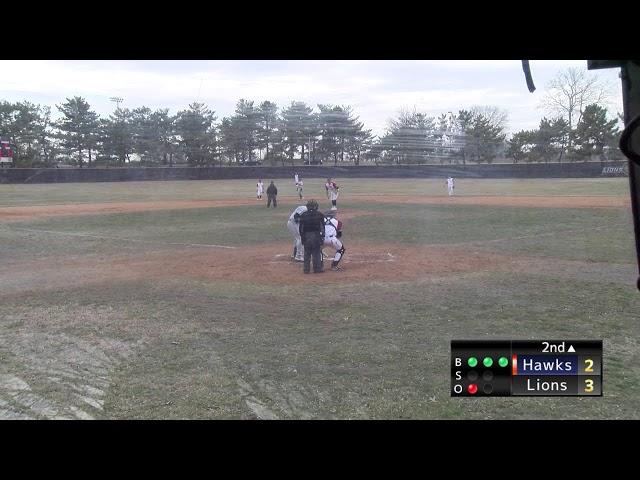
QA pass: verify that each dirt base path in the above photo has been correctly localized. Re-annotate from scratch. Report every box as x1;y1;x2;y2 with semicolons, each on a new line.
0;194;630;222
347;194;630;209
0;199;259;221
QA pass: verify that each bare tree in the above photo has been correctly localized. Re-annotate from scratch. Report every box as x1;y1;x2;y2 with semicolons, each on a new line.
540;67;613;149
470;105;509;131
387;106;419;131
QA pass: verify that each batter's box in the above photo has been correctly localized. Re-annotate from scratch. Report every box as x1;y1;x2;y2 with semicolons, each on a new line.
270;252;396;264
338;252;396;264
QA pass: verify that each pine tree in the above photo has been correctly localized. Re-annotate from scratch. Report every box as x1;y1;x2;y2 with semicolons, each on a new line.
507;130;536;163
257;101;279;162
574;104;619;160
281;101;314;164
175;102;217;165
234;99;260;162
56;97;100;167
99;107;135;165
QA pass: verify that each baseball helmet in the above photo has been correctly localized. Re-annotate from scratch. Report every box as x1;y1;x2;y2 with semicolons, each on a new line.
306;199;319;211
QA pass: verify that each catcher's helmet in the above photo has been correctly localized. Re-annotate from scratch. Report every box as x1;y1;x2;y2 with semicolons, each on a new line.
306;199;319;211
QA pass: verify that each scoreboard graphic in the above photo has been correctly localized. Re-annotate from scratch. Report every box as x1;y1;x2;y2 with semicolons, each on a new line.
451;340;602;397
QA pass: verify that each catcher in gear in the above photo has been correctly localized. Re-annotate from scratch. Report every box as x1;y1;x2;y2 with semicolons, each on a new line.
323;210;345;270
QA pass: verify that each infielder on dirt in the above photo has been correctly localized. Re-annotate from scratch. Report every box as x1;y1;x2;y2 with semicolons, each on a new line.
326;179;339;210
287;204;307;262
323;210;345;271
296;178;304;199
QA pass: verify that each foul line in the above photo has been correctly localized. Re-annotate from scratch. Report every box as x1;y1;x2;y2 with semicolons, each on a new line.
5;227;237;249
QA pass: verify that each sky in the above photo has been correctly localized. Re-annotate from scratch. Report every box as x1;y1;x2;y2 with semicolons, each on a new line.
0;60;624;138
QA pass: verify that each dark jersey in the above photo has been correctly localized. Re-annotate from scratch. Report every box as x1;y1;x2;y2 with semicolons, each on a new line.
298;210;325;240
267;184;278;196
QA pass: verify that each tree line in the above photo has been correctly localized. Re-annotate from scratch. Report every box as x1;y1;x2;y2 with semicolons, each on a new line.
0;97;506;166
0;98;376;167
506;104;621;163
371;106;509;165
507;68;622;163
0;96;513;167
0;68;622;167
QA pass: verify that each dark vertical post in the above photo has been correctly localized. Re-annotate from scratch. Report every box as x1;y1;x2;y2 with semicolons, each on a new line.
619;62;640;291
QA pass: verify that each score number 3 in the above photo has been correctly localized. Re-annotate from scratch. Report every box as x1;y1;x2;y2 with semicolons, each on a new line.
582;358;597;394
584;358;594;393
584;379;594;393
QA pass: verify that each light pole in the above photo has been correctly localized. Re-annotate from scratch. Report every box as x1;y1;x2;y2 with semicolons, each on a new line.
109;97;123;111
109;97;124;165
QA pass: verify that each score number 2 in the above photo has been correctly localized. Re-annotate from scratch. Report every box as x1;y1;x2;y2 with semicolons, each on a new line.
584;359;594;373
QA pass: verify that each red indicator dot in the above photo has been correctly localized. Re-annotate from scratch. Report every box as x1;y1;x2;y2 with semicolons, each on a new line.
468;384;478;394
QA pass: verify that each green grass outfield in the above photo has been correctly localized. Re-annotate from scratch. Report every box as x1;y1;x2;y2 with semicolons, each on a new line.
0;177;632;207
1;178;639;419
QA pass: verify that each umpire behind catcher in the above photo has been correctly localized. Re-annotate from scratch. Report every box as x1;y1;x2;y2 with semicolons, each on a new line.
298;199;325;273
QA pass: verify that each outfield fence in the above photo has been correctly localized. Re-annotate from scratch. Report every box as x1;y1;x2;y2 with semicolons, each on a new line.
0;161;630;184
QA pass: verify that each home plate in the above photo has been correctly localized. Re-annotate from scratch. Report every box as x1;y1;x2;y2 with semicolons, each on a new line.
343;252;396;264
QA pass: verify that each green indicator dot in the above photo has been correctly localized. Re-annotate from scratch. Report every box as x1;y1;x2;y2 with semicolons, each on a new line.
483;357;493;367
498;357;509;367
468;357;478;367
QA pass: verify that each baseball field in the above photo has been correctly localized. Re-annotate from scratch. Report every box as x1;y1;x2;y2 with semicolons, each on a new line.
1;177;639;419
